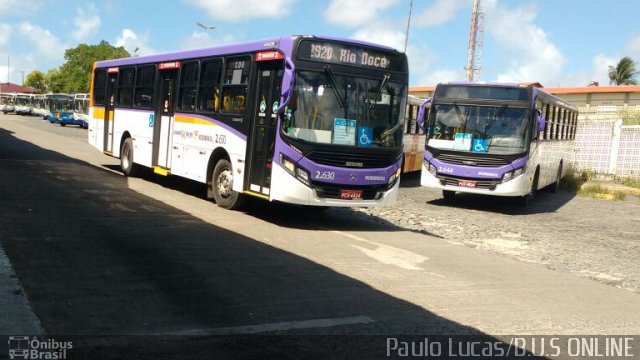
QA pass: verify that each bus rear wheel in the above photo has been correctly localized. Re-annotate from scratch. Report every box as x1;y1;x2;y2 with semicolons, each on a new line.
551;163;563;193
120;137;140;177
212;159;245;210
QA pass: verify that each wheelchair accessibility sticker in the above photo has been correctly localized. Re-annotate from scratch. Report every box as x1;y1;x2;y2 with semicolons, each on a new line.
358;127;373;147
149;114;155;127
472;138;487;153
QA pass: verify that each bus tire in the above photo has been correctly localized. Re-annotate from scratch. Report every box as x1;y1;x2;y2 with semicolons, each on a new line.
442;190;456;200
60;123;66;127
551;163;563;193
212;159;245;210
120;137;140;177
518;171;539;207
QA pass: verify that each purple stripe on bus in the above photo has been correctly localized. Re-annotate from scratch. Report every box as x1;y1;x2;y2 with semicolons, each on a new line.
424;150;528;179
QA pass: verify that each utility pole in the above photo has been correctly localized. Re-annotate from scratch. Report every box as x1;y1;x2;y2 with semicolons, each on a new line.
21;71;25;85
465;0;485;81
403;0;413;53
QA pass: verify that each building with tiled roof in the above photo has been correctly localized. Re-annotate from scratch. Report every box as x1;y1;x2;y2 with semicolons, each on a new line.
0;82;35;94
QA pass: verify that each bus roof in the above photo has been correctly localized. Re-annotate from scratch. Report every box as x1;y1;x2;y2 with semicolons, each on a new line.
95;35;400;69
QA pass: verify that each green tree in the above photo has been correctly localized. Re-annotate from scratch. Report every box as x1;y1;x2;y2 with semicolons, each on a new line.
45;68;64;93
608;57;638;85
24;70;47;93
57;41;130;93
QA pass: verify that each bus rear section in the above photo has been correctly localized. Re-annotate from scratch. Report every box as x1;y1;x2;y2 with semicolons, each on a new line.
420;82;578;204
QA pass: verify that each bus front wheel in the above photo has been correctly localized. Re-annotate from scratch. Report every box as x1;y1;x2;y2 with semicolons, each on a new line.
212;159;245;210
120;137;140;177
442;190;456;200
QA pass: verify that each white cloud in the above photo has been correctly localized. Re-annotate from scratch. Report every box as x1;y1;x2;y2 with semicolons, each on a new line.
0;0;40;16
189;0;296;22
417;68;461;86
351;23;406;51
486;1;565;85
16;22;65;62
324;0;399;28
72;4;101;42
115;29;156;56
591;54;618;86
0;23;12;48
413;0;468;27
624;33;640;60
181;31;242;50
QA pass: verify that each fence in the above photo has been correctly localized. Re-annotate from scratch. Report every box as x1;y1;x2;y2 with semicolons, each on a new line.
574;115;640;180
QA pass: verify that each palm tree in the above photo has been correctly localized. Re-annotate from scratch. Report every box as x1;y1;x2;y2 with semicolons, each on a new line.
608;57;638;85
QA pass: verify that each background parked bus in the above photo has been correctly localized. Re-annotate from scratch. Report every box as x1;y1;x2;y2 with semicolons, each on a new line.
1;93;16;114
402;94;430;173
15;93;34;115
48;93;75;126
73;93;90;128
89;35;408;210
419;82;578;205
32;94;47;118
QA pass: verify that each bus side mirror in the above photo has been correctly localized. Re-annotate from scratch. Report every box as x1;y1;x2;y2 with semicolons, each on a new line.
279;58;295;112
536;109;545;132
416;98;432;131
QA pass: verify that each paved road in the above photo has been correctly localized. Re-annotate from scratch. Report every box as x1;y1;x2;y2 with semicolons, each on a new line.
1;114;639;358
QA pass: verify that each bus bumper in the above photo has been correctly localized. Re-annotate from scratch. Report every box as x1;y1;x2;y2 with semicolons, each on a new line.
420;163;531;197
270;164;399;207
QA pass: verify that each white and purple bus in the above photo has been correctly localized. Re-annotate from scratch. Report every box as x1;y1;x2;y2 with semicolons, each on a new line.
89;35;408;209
419;82;578;205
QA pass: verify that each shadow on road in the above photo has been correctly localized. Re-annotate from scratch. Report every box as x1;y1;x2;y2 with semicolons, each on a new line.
0;127;545;358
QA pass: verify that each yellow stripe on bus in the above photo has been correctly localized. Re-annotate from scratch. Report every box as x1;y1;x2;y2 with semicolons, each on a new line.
175;115;216;126
243;190;269;200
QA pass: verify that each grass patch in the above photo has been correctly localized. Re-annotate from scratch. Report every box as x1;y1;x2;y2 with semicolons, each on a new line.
561;171;583;192
578;184;626;201
620;178;640;189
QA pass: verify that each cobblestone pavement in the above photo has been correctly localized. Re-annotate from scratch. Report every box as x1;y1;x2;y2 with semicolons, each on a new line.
354;172;640;293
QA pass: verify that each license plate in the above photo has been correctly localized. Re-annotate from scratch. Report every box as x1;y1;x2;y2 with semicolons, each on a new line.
339;189;363;199
458;180;476;188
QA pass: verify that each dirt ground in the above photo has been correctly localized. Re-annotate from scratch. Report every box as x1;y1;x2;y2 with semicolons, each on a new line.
356;172;640;293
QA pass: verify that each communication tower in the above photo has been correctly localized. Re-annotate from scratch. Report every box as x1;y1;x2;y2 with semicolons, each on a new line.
465;0;485;81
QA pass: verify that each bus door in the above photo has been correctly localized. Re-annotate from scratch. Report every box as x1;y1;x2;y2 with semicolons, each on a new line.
153;66;178;170
103;71;118;153
246;57;284;196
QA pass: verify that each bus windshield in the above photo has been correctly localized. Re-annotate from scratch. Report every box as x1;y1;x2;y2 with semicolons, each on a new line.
282;69;406;148
427;104;531;155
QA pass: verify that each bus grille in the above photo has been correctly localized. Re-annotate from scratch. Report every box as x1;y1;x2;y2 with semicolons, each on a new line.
313;184;386;200
306;150;399;169
438;175;499;190
436;153;508;167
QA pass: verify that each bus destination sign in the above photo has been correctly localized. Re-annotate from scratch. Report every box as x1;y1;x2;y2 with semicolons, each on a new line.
297;40;404;71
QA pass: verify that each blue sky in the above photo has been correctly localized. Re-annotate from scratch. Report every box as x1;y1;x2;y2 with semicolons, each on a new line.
1;0;639;87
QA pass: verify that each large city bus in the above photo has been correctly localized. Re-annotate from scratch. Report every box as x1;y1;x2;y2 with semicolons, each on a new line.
89;35;409;209
419;82;578;205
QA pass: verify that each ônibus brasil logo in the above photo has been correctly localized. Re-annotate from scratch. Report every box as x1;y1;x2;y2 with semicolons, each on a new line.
8;336;72;360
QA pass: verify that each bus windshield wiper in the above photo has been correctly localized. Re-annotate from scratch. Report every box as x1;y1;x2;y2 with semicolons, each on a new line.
369;73;391;109
323;65;347;110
